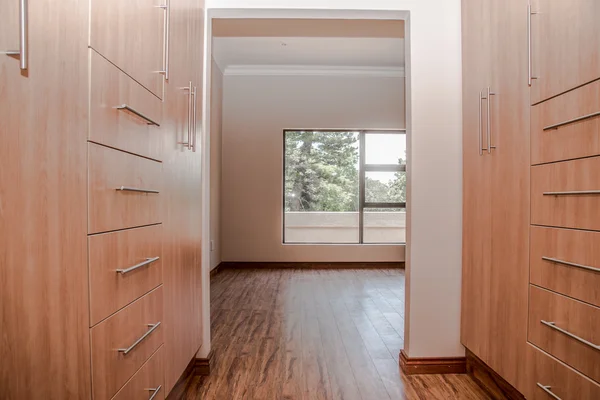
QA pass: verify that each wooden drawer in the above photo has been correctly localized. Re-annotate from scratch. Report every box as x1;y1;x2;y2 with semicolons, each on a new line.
530;226;600;308
90;50;163;161
531;0;600;104
528;286;600;383
531;80;600;165
89;144;162;234
91;286;164;400
531;156;600;231
89;224;163;326
525;343;600;400
90;0;164;98
112;346;165;400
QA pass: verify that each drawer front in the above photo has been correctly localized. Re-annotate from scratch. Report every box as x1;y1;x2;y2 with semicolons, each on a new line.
91;286;164;400
525;343;600;400
531;156;600;231
112;346;165;400
90;50;163;161
531;0;600;104
89;224;163;326
528;286;600;383
531;80;600;165
530;226;600;308
89;144;162;234
90;0;164;98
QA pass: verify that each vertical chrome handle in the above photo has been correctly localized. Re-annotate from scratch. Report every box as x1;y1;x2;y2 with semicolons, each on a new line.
528;4;538;86
3;0;28;70
479;91;484;156
192;86;198;152
487;87;496;153
178;83;192;148
156;0;170;79
536;383;562;400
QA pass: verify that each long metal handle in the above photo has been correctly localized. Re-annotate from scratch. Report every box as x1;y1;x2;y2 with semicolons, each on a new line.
541;320;600;351
116;257;160;275
528;5;538;86
115;104;160;126
187;81;193;149
192;86;198;152
115;186;160;194
156;0;170;79
147;385;162;400
542;256;600;274
117;322;161;355
543;111;600;131
486;87;496;153
543;190;600;196
479;91;484;156
536;384;562;400
3;0;28;70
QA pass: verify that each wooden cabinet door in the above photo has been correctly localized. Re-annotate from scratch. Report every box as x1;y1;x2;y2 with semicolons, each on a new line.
488;0;530;392
161;0;204;393
460;0;493;362
531;0;600;104
0;0;91;398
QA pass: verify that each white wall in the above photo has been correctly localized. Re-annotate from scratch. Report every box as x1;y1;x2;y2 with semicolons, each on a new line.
204;1;463;359
209;60;224;271
221;74;406;262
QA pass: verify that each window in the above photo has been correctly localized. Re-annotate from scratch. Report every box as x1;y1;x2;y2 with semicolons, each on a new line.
283;130;406;244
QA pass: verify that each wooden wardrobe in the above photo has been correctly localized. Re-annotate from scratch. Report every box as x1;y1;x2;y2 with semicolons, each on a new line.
462;0;600;398
0;0;205;398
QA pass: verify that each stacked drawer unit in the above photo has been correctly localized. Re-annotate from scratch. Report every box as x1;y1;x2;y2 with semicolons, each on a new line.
527;79;600;399
87;1;167;398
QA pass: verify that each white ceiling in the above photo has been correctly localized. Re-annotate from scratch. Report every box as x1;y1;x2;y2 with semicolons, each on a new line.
212;37;405;71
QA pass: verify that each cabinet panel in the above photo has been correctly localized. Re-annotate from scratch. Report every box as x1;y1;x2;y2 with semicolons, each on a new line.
112;346;165;400
531;156;600;231
530;226;600;308
531;0;600;104
528;286;600;383
460;0;493;361
0;0;91;397
90;0;165;98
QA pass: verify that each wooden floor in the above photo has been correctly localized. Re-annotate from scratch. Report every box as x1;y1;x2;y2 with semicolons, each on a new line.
176;267;490;399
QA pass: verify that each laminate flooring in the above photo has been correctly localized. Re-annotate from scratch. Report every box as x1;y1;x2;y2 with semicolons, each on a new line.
176;267;490;400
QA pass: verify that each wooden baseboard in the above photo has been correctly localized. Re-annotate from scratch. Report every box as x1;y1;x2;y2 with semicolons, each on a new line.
217;261;405;270
195;350;214;376
399;350;466;375
210;263;225;277
465;349;525;400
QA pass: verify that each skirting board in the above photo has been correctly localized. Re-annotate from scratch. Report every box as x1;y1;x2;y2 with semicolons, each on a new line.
195;350;214;376
216;261;405;270
165;350;214;399
465;349;525;400
399;350;466;375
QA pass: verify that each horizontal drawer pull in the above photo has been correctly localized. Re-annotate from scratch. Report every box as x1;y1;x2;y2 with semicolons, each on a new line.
116;256;160;275
543;190;600;196
543;111;600;131
542;256;600;274
118;322;161;355
541;320;600;351
115;104;160;126
115;186;160;194
147;385;162;400
536;383;562;400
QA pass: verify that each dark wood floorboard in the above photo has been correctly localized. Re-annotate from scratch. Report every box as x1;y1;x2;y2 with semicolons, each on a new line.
177;267;491;400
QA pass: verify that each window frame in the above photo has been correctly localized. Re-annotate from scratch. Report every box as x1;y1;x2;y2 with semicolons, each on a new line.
283;129;407;245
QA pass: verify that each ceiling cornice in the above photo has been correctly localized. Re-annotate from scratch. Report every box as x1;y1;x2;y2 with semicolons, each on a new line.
223;65;405;78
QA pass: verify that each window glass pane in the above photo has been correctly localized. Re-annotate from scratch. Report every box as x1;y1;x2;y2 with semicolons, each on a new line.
365;171;406;203
365;133;406;165
363;208;406;243
284;131;359;243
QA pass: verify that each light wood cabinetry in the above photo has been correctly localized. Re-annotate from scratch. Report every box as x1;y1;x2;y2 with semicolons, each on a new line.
0;0;91;398
90;0;165;98
461;0;530;392
112;346;165;400
530;0;600;104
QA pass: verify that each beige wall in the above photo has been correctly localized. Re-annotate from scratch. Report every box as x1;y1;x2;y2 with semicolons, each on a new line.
209;60;223;270
221;74;406;262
